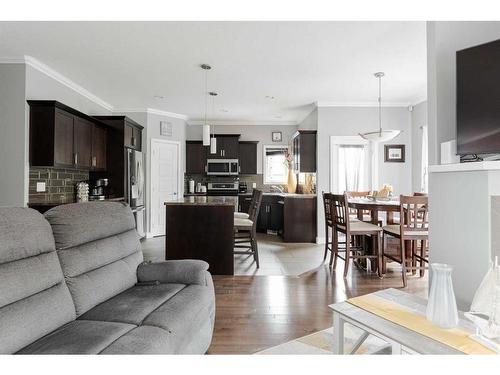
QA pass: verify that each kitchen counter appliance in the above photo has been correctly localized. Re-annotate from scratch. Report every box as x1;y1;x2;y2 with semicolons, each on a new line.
206;159;239;176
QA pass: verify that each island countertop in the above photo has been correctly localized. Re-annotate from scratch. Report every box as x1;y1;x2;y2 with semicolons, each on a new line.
165;195;237;206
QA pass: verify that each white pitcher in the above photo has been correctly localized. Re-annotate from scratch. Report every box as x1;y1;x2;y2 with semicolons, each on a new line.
426;263;459;329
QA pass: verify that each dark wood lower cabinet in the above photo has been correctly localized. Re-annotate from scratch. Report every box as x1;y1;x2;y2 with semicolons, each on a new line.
283;197;317;243
257;195;284;233
257;194;317;242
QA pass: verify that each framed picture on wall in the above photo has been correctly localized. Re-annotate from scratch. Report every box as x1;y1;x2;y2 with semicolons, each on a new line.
272;131;282;142
384;144;405;162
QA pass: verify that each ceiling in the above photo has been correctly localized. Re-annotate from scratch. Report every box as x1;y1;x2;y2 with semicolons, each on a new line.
0;21;427;124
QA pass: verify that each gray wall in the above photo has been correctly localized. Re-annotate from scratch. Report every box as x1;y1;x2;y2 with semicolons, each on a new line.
427;21;500;164
411;101;427;192
316;106;412;240
298;108;318;130
186;124;298;174
0;64;27;206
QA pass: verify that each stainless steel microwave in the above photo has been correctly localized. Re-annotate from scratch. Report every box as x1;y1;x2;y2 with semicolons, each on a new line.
206;159;239;176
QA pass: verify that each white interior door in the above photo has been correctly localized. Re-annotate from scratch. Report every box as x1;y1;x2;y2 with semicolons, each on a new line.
151;139;180;236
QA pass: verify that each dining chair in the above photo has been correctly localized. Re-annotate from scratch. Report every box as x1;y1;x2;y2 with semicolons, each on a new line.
322;191;334;262
330;193;383;277
381;194;428;287
234;189;257;220
234;190;263;268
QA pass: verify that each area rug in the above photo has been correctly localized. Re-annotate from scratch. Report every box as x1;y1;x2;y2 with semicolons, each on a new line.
256;324;390;354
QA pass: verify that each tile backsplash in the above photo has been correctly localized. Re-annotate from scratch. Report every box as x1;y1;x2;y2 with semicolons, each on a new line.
29;167;89;203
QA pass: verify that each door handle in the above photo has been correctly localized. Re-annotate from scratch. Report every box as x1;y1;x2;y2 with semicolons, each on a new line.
92;156;97;167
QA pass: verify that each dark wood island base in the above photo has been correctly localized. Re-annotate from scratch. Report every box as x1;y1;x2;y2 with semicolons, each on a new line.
165;198;235;275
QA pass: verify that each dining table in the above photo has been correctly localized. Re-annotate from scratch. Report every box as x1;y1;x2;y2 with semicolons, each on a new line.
348;197;401;225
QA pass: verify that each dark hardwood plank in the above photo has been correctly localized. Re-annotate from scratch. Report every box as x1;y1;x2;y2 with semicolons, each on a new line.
208;265;427;354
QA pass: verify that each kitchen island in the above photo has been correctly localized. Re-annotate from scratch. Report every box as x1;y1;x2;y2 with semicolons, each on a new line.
164;196;236;275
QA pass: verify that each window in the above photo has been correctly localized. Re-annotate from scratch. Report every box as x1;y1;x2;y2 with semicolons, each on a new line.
263;145;288;184
330;136;374;194
421;126;429;193
337;145;367;193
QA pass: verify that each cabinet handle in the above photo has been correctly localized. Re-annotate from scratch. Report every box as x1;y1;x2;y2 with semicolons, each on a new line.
74;153;78;165
92;156;97;167
238;165;241;173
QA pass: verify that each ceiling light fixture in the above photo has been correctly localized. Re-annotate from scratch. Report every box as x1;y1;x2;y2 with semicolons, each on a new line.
209;92;218;154
359;72;401;142
201;64;212;146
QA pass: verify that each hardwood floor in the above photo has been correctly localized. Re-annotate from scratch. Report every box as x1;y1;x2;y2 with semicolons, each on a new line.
141;234;428;354
208;263;427;354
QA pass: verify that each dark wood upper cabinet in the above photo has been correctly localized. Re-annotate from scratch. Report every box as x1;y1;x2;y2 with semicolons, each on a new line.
91;125;107;171
292;130;317;173
186;141;207;174
53;108;74;167
239;141;258;174
29;101;107;170
124;121;142;150
73;117;93;169
207;135;240;159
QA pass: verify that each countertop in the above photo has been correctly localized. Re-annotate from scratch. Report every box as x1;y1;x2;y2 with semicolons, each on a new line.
166;196;238;206
28;197;125;206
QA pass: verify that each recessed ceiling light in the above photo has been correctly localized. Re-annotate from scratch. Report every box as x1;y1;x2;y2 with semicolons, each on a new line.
154;95;165;99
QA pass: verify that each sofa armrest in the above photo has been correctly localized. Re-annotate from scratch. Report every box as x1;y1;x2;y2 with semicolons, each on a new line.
137;259;211;286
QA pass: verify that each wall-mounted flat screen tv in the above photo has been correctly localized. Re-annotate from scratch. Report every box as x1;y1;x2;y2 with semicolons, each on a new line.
457;38;500;156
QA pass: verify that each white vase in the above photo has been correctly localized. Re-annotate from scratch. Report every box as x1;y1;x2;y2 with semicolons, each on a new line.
426;263;459;329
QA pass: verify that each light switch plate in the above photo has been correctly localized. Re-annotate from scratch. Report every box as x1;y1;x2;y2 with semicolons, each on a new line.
252;182;257;189
36;182;46;192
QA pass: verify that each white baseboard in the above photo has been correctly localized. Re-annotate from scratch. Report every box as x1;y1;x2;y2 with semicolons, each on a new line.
316;236;326;244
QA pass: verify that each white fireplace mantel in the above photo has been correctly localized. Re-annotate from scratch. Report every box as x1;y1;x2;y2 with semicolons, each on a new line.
429;161;500;173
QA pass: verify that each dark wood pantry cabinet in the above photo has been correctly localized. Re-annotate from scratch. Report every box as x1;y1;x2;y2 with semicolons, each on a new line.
29;101;107;171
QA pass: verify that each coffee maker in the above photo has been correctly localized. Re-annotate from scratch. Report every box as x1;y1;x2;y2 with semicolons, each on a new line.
89;178;109;201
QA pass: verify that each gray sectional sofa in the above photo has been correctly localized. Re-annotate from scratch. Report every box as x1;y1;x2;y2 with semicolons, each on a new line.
0;202;215;354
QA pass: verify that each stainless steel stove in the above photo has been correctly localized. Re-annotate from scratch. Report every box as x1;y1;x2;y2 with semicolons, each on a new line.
207;181;239;211
207;182;239;196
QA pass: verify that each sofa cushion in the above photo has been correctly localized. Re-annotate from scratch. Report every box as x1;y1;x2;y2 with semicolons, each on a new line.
17;320;135;354
100;326;177;354
45;201;136;249
142;285;215;346
0;208;75;354
45;202;143;316
79;283;186;325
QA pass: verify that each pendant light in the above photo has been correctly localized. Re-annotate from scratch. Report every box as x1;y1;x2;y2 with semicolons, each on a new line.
359;72;401;142
209;92;218;154
201;64;211;146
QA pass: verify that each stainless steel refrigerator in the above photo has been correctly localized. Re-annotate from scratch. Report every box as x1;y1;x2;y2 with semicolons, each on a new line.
125;149;145;238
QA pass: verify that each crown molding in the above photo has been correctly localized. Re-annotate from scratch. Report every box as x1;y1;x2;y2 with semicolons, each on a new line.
22;56;114;111
113;108;188;120
187;120;298;126
315;100;411;108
